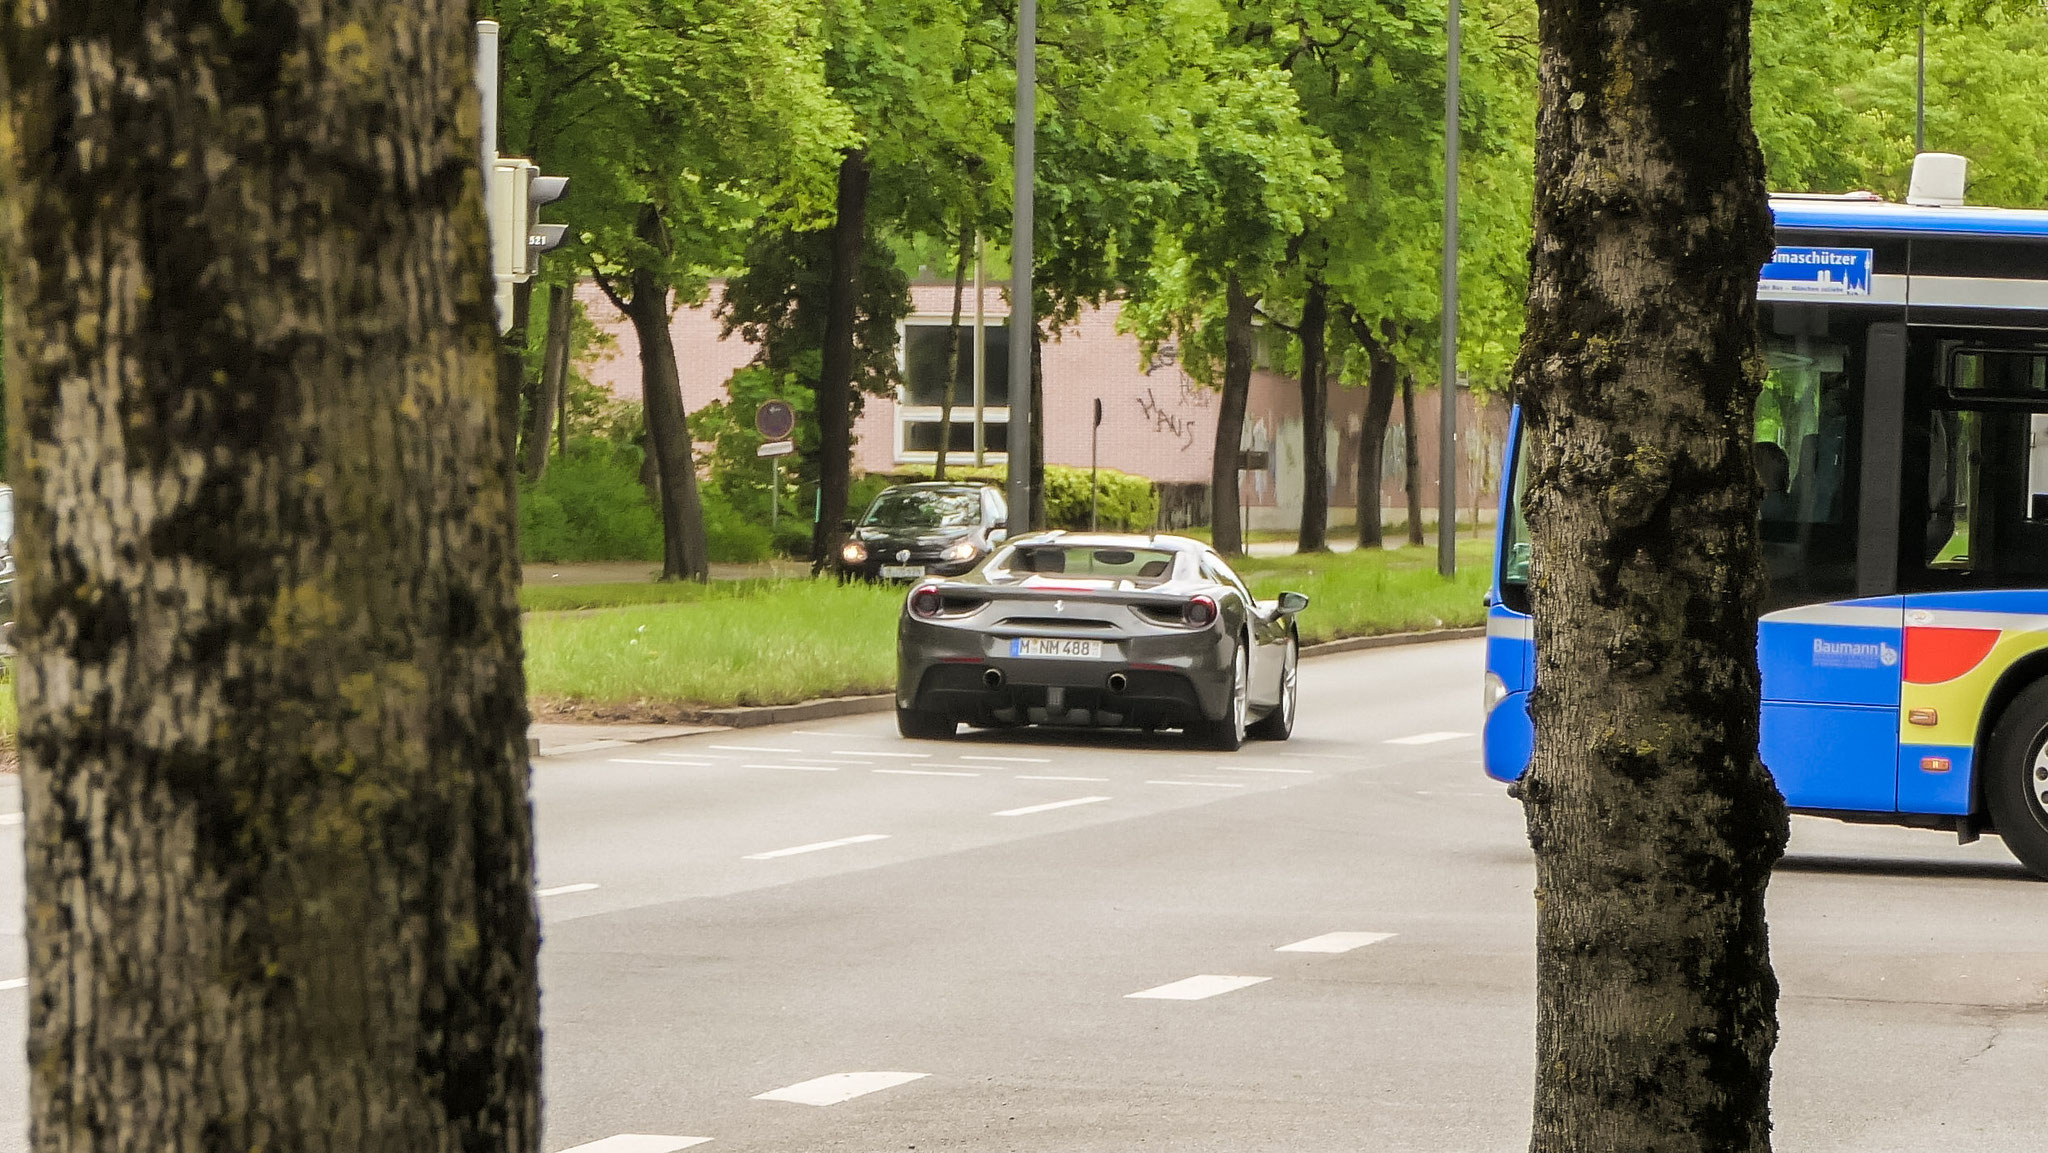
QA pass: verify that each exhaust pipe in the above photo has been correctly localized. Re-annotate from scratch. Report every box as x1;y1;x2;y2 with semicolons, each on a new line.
1107;672;1129;694
984;667;1006;689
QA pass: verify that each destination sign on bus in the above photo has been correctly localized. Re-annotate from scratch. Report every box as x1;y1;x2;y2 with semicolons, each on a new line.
1759;246;1873;297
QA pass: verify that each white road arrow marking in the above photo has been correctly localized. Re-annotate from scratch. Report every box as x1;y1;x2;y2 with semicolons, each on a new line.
554;1136;712;1153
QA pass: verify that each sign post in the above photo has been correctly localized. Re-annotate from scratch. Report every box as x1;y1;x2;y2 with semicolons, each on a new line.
756;399;797;534
1090;398;1103;530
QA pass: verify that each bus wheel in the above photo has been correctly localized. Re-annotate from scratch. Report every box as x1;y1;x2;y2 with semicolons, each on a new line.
1984;680;2048;880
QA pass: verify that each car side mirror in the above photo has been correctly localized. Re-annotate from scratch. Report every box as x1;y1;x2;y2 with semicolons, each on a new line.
840;519;856;534
1276;591;1310;616
989;529;1008;545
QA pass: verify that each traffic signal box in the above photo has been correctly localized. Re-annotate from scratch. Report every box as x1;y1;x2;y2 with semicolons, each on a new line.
486;158;569;331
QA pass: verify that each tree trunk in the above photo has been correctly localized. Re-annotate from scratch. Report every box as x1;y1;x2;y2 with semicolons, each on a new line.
1401;370;1425;546
625;235;710;582
1346;312;1399;550
1211;274;1257;556
1516;2;1785;1150
1297;280;1330;552
935;224;971;481
522;283;571;481
1;7;540;1152
814;150;871;563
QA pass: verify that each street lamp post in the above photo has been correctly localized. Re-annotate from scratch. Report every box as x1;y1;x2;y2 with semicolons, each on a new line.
1440;0;1460;578
1007;0;1036;531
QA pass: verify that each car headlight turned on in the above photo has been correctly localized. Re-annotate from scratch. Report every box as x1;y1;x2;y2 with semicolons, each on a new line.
941;540;976;562
1484;671;1510;715
909;585;943;619
1183;595;1218;627
841;540;868;565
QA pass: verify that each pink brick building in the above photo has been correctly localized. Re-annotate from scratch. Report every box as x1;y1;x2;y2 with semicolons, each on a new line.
576;278;1506;530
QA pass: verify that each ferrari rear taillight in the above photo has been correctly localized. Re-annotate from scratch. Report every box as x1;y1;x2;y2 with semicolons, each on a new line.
910;586;944;619
1184;595;1218;627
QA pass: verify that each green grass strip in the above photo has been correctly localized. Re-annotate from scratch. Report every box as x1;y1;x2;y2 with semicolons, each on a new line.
523;539;1495;709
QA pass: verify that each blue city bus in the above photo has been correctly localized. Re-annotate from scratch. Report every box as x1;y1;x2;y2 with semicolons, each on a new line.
1484;161;2048;879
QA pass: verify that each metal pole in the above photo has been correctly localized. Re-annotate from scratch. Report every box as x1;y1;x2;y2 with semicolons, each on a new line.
974;234;987;468
771;457;779;533
1091;398;1101;530
1007;0;1036;531
477;21;499;171
1915;11;1927;153
1439;0;1460;578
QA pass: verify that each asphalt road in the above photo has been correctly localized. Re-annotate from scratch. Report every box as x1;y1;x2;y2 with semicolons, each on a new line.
3;638;2047;1151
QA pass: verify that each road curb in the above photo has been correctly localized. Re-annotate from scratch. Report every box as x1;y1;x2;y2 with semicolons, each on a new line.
1302;626;1485;659
649;627;1483;734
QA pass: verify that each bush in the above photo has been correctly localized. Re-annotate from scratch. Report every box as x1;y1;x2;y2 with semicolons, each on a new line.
701;487;774;564
519;441;662;562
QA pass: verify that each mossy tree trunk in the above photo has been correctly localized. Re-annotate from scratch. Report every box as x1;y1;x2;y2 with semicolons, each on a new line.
1515;1;1787;1150
0;4;541;1151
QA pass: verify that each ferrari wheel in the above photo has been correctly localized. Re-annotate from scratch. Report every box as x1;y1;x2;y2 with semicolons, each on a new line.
1248;634;1297;741
896;706;957;740
1985;679;2048;880
1199;643;1249;751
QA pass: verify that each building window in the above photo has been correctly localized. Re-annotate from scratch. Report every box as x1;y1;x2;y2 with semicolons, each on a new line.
898;320;1011;463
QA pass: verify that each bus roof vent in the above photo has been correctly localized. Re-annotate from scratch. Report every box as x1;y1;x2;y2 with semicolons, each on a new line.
1907;152;1969;208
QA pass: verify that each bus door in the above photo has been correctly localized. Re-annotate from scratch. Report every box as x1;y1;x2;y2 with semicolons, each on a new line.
1754;306;1903;812
1891;331;2048;815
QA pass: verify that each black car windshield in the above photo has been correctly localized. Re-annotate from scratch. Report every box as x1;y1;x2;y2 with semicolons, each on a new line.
862;491;980;529
1008;546;1177;584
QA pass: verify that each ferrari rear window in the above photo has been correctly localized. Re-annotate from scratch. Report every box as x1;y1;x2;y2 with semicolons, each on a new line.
1010;547;1177;582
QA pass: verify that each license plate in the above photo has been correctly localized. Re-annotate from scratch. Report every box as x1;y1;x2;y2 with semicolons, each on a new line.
880;565;925;579
1011;637;1103;659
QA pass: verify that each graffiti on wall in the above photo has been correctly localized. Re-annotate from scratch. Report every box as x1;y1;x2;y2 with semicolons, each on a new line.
1136;386;1200;451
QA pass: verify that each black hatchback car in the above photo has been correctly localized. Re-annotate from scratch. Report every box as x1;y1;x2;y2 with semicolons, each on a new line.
838;483;1008;581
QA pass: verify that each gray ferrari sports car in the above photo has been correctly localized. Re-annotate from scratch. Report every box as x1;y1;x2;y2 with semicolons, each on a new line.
894;532;1308;749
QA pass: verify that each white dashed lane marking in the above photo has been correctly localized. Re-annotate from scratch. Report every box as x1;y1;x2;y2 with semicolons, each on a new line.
959;755;1053;763
874;768;979;777
1126;975;1271;1001
1215;765;1315;774
1018;775;1109;782
608;759;715;767
838;750;931;759
554;1137;712;1153
1385;731;1471;746
0;977;25;991
994;796;1113;817
708;745;800;753
538;883;600;898
744;834;890;860
1276;931;1396;954
754;1071;930;1106
0;812;21;826
1146;779;1245;789
743;763;840;772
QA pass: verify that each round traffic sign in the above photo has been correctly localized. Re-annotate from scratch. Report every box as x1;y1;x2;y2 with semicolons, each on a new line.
755;399;796;441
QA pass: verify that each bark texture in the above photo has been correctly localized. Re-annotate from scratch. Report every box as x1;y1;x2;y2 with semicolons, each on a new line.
0;5;540;1152
1515;2;1787;1150
814;150;870;561
1296;280;1330;553
1210;274;1256;556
